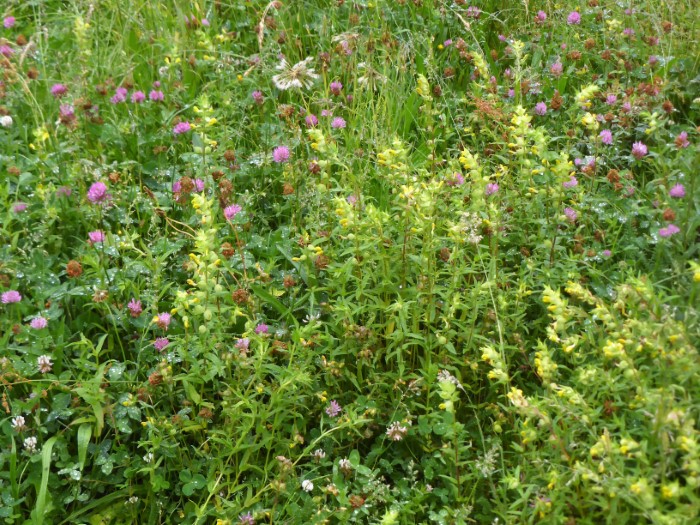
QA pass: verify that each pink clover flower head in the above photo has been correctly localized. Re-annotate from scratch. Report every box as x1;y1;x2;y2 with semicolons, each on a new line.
172;180;182;193
669;184;685;198
224;204;243;220
623;28;635;37
272;145;290;163
56;186;72;197
110;87;128;104
153;81;161;88
631;141;648;159
88;230;105;244
446;172;465;186
567;11;581;25
305;114;318;127
51;83;68;98
254;323;269;335
149;90;164;101
599;129;613;145
38;355;53;374
467;6;481;18
325;400;342;418
154;337;170;352
320;109;332;117
239;513;255;525
485;183;499;196
173;121;191;135
534;102;547;116
194;178;205;192
251;90;264;104
550;61;563;77
346;194;358;205
30;317;48;329
1;290;21;304
0;44;13;57
4;16;16;29
606;94;618;105
331;116;346;129
507;88;515;98
648;55;658;66
675;131;690;148
201;18;210;27
563;176;578;189
602;249;612;257
13;202;27;213
87;181;110;204
622;101;632;113
235;338;250;351
60;104;75;118
659;224;680;238
564;207;578;223
443;39;453;47
131;90;146;103
127;298;143;317
535;11;547;23
156;312;171;330
329;81;343;95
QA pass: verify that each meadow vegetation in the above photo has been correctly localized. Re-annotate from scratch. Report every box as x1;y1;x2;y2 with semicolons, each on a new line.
0;0;699;523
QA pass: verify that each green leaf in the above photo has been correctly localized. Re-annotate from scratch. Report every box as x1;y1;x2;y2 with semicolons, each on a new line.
31;435;58;525
77;424;92;471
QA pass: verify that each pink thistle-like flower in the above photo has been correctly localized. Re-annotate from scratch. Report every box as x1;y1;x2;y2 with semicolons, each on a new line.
659;224;680;238
564;207;578;223
305;114;318;127
567;11;581;25
325;400;342;418
238;513;255;525
534;102;547;116
88;230;105;244
173;121;191;135
30;317;48;329
149;90;164;101
127;299;143;317
255;323;269;335
631;141;648;159
156;312;171;330
446;173;465;186
331;116;346;129
13;202;27;213
110;87;128;104
330;81;343;95
154;337;170;352
485;183;499;196
386;421;408;441
669;184;685;198
131;91;146;103
1;290;21;304
224;204;242;220
272;146;290;163
675;131;690;148
87;181;110;204
600;129;613;145
37;355;53;374
251;90;264;104
563;176;578;189
4;16;16;29
51;83;68;98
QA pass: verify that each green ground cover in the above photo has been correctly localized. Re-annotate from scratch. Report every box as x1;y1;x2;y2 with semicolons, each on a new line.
1;1;699;523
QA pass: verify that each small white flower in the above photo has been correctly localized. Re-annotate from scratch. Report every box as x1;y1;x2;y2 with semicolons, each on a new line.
272;57;319;91
143;452;154;463
11;415;26;432
301;479;314;492
386;421;408;441
37;355;53;374
24;436;38;453
0;115;13;127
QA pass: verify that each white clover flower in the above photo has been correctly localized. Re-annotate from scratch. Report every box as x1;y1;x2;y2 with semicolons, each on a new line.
24;436;38;453
301;479;314;492
272;57;319;90
11;415;26;431
0;115;13;127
